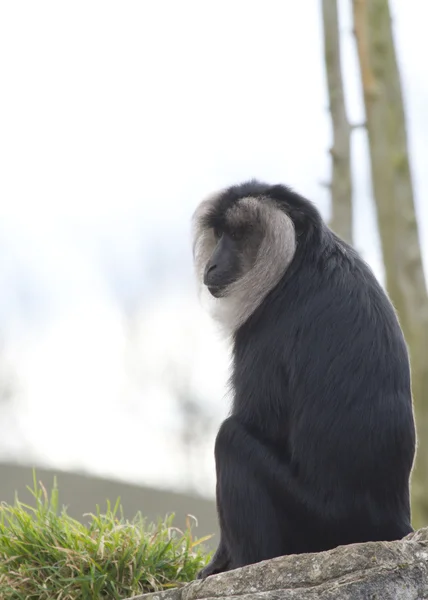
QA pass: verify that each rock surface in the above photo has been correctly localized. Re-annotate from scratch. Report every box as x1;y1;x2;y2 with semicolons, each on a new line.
125;528;428;600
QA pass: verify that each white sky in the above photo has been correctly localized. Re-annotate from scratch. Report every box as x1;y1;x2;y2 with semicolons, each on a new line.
0;1;427;496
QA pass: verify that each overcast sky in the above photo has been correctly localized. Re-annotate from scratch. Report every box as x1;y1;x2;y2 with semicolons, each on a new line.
0;0;427;495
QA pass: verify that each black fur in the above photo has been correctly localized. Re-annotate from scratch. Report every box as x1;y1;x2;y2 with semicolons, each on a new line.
197;180;416;579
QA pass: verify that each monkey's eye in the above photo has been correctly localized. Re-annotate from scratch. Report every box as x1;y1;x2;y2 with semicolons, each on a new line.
230;229;243;242
213;227;223;240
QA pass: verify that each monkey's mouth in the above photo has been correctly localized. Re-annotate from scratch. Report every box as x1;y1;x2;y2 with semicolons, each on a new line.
207;285;225;298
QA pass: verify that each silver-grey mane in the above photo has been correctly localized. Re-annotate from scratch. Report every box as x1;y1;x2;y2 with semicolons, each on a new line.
192;191;296;334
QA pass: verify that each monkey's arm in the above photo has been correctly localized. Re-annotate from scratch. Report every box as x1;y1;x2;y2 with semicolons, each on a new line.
197;475;232;579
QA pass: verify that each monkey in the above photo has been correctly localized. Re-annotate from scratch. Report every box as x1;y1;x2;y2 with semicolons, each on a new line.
191;179;416;579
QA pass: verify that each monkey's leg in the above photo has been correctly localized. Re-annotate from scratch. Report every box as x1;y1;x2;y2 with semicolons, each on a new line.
214;417;292;569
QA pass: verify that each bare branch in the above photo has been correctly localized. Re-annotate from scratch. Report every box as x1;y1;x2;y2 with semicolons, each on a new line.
321;0;353;244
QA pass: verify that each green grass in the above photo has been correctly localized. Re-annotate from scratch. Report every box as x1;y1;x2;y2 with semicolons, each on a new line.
0;474;211;600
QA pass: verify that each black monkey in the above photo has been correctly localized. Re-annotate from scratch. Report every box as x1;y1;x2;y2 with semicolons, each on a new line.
192;180;416;578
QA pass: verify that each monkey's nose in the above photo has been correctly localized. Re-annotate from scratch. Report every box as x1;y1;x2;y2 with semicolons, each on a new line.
204;262;217;285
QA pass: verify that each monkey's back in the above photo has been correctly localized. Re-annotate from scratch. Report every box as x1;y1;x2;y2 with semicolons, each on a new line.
231;234;415;551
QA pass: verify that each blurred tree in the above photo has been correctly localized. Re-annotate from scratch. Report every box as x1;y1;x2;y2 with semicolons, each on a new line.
0;341;25;459
166;360;217;495
352;0;428;527
321;0;353;244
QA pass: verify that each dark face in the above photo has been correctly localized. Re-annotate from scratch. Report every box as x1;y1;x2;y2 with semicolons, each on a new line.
203;222;263;298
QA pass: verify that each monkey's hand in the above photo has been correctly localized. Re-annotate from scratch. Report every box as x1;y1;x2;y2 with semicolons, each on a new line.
196;540;230;580
196;560;228;580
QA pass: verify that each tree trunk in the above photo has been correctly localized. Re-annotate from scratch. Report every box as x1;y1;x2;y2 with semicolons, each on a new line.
321;0;353;244
352;0;428;528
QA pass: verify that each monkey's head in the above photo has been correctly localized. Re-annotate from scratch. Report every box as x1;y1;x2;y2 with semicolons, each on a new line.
192;180;306;332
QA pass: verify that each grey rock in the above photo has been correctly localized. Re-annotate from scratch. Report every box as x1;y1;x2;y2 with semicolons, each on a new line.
124;528;428;600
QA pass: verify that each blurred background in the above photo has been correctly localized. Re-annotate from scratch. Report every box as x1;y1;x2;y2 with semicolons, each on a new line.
0;0;427;546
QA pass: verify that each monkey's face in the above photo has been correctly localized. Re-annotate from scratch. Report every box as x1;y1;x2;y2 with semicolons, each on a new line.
203;223;263;297
203;230;239;297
